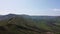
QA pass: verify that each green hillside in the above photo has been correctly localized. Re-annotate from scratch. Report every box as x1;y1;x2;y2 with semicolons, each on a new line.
0;14;60;34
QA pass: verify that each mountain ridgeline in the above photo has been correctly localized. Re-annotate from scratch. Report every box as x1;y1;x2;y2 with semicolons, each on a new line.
0;14;60;34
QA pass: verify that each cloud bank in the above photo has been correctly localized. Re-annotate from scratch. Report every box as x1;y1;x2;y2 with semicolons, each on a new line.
0;8;60;16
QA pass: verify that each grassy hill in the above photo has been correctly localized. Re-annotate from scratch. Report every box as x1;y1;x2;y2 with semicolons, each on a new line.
0;14;60;34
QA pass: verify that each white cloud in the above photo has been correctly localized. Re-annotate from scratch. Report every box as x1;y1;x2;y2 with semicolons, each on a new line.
0;9;16;15
0;8;60;16
51;8;60;11
42;8;60;16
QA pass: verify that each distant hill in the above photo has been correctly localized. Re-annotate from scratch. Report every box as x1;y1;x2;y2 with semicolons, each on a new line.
0;14;60;34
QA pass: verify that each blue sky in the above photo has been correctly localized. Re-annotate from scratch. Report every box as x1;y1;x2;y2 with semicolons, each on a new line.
0;0;60;16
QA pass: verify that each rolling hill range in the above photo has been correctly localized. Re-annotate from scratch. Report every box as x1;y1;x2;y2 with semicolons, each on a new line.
0;14;60;34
